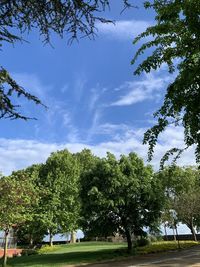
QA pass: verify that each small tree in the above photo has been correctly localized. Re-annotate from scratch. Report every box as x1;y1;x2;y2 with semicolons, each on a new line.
158;166;200;241
175;188;200;242
13;165;47;247
0;175;36;267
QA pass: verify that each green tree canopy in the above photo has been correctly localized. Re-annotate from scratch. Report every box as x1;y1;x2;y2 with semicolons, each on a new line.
12;165;48;247
39;149;80;246
0;173;37;266
80;152;164;251
133;0;200;165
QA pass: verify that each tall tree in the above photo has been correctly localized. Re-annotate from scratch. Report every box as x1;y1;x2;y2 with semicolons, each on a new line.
39;149;80;246
0;0;131;120
133;0;200;164
80;152;164;252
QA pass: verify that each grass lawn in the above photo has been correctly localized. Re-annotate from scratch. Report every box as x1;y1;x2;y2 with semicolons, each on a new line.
4;241;200;267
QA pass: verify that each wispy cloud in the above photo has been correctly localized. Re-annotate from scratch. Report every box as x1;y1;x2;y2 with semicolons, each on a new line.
12;73;51;101
111;72;172;106
88;88;100;112
97;20;152;40
73;73;87;103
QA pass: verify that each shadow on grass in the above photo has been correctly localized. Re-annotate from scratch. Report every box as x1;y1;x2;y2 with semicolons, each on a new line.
6;248;129;267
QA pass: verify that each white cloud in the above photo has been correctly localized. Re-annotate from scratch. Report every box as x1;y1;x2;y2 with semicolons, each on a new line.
89;88;100;112
97;20;152;40
0;126;196;176
111;72;172;106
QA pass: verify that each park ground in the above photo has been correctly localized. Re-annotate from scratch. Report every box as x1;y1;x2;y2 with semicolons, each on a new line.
1;241;200;267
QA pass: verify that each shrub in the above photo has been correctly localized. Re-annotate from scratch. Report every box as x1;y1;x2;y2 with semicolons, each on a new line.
38;244;59;254
21;249;38;256
137;237;150;247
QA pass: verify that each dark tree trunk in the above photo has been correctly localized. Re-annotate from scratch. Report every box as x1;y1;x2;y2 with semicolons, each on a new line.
172;225;176;241
125;228;132;253
3;229;9;267
164;223;168;240
175;224;180;249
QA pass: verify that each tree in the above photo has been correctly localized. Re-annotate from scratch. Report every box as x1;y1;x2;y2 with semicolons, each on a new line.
0;174;36;267
133;0;200;165
0;0;131;120
175;187;200;242
13;165;48;247
158;166;200;241
39;149;80;246
80;152;164;252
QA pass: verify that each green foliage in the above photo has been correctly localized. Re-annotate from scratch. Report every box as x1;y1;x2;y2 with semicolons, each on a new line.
0;1;129;47
80;152;164;251
0;68;44;120
133;0;200;165
0;173;38;266
158;166;200;240
38;245;59;254
149;235;163;243
136;237;150;247
12;165;47;247
0;174;37;231
21;249;39;257
39;149;81;243
137;241;199;254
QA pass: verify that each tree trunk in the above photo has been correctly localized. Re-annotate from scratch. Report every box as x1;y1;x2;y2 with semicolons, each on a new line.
49;231;53;247
175;224;180;249
70;231;76;243
164;223;168;240
190;224;197;242
3;229;9;267
172;225;176;241
125;228;132;253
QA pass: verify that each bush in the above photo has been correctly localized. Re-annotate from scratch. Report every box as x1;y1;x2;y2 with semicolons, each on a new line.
149;235;163;243
38;244;58;254
21;249;38;256
149;236;157;243
137;237;150;247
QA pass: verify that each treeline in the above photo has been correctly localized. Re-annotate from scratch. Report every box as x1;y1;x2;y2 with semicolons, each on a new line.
0;149;200;252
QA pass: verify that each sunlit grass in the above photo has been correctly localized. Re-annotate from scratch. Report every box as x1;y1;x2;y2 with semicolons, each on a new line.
5;240;200;267
137;240;199;254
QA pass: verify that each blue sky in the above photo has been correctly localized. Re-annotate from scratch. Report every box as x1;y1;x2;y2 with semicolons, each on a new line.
0;1;196;175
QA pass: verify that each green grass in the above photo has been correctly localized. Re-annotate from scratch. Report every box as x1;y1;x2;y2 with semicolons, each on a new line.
4;240;200;267
6;242;127;267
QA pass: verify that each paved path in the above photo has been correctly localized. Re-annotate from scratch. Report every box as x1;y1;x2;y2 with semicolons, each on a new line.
84;246;200;267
